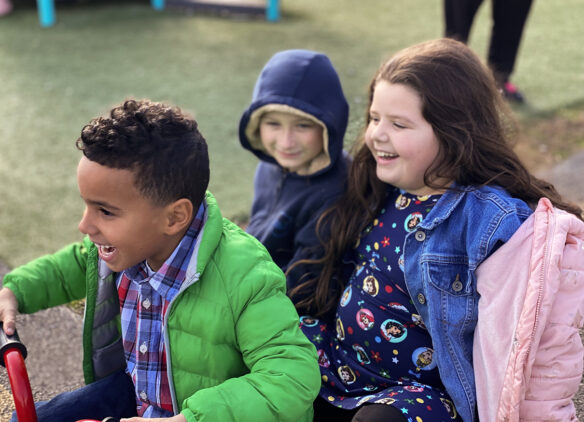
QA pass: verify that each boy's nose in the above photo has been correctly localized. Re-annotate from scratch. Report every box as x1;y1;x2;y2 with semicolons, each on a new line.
78;209;95;235
278;129;296;148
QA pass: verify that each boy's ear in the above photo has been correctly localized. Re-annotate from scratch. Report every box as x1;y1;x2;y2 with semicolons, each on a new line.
164;198;194;235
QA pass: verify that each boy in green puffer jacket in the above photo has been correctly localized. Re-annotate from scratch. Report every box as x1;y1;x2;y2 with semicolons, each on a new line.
0;99;320;422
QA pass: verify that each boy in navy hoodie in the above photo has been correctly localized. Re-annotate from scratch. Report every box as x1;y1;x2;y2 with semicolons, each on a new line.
239;49;349;291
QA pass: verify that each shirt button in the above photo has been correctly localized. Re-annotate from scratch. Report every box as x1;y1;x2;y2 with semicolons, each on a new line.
139;342;148;354
142;298;151;309
417;293;426;305
452;280;463;292
140;391;148;401
415;231;426;241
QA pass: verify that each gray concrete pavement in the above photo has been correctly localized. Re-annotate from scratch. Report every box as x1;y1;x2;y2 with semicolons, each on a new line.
537;150;584;207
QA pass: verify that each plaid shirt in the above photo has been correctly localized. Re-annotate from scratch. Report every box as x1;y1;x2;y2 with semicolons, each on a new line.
117;203;205;417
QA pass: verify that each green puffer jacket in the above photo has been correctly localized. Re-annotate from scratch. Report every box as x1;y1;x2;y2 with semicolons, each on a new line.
3;192;321;422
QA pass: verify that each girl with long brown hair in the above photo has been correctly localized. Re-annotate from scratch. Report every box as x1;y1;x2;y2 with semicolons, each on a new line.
293;38;584;422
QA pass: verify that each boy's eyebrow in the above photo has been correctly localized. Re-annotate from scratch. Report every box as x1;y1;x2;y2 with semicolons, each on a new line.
83;198;122;211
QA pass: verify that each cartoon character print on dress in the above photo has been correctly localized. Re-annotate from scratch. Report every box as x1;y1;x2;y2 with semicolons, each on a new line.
410;347;438;379
411;313;427;330
299;188;462;420
336;317;345;341
363;384;378;392
299;315;318;327
330;189;441;389
413;347;436;371
355;394;378;407
338;365;357;385
380;319;407;343
340;285;352;307
395;193;411;210
362;275;379;296
374;396;396;405
387;302;409;314
356;308;375;331
352;344;371;365
403;385;425;393
405;211;423;232
318;349;331;368
441;397;459;419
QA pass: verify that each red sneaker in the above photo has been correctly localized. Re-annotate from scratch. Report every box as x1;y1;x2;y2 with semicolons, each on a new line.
0;0;12;16
501;81;525;103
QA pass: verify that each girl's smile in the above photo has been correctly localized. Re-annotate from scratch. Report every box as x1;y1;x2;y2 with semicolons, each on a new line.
374;151;399;163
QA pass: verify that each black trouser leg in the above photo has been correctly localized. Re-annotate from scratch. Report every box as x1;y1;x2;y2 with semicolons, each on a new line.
444;0;484;42
488;0;534;79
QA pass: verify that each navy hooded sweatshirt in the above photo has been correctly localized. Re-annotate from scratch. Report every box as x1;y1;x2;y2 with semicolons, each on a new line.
239;49;349;291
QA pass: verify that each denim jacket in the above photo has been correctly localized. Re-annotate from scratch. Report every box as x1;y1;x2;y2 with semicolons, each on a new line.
402;184;533;422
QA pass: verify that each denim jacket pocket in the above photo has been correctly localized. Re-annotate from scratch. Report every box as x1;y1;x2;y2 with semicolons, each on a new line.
426;258;472;296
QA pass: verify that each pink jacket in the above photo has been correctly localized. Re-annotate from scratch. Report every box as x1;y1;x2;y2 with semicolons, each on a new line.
474;198;584;421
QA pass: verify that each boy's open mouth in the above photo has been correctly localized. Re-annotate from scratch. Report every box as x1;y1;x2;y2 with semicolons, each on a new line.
97;243;117;259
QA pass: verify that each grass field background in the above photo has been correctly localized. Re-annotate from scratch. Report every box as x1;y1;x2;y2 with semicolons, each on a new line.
0;0;583;266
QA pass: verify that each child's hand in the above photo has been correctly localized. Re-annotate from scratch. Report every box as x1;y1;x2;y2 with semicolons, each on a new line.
120;415;187;422
0;288;18;335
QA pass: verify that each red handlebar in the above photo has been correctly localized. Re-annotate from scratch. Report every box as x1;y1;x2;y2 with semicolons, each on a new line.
0;323;113;422
2;347;37;422
0;322;37;422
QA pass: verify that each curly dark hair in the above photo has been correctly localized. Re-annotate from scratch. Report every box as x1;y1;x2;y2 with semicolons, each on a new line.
76;99;209;208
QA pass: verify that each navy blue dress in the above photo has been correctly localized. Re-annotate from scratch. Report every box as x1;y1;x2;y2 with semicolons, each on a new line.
301;188;462;421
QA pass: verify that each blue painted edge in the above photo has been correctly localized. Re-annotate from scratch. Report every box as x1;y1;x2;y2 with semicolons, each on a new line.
266;0;279;21
37;0;56;27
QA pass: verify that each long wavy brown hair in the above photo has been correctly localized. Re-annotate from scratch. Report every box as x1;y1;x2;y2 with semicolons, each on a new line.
289;38;583;318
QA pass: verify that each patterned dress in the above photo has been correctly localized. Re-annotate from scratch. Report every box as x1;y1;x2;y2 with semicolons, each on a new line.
300;188;462;421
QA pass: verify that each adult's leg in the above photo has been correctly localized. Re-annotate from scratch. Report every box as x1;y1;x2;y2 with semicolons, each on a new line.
10;369;137;422
313;396;356;422
444;0;484;42
488;0;534;80
351;404;408;422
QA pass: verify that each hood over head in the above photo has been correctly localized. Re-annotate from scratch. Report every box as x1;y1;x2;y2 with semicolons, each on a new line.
239;49;349;175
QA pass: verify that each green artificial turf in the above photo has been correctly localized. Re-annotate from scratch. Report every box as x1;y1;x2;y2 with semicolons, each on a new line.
0;0;583;265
